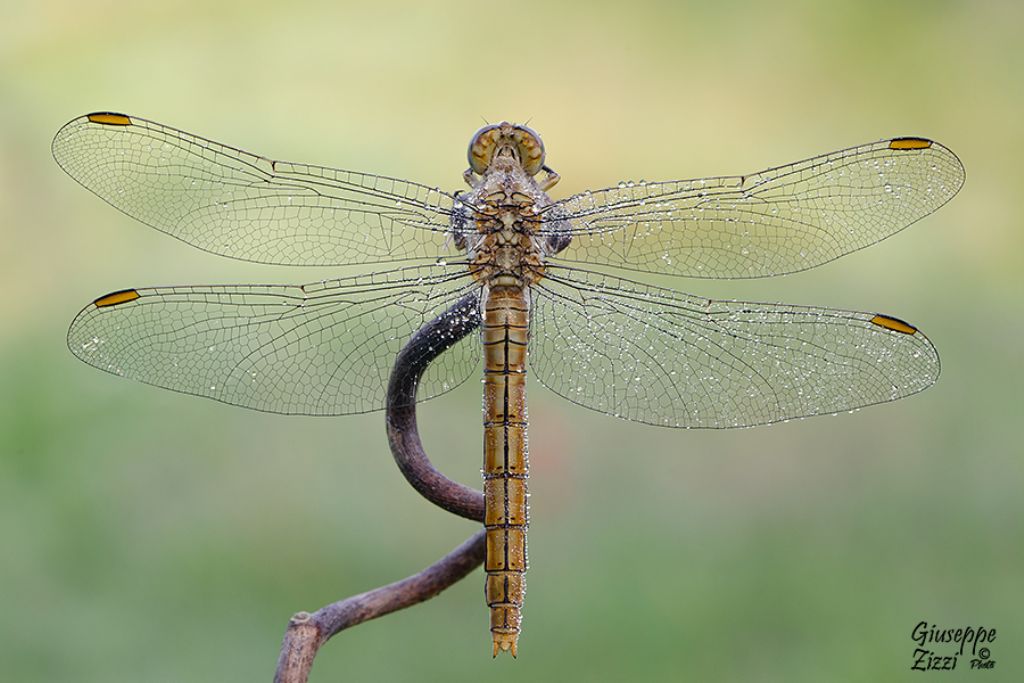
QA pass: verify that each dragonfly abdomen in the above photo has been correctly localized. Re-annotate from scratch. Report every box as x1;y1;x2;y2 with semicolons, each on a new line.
481;285;530;657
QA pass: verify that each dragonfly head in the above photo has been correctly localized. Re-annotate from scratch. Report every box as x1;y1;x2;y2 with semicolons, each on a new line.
468;122;546;176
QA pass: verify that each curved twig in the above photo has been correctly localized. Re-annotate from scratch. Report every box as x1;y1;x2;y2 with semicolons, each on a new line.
386;292;485;521
275;293;485;683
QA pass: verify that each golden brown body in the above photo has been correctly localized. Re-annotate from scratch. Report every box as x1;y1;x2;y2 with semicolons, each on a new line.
459;122;564;656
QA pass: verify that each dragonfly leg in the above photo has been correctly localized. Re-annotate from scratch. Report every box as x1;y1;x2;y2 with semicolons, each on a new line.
537;165;560;191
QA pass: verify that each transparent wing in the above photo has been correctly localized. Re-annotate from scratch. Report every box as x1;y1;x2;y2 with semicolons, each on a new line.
52;113;462;266
67;264;482;415
530;266;939;428
540;138;963;278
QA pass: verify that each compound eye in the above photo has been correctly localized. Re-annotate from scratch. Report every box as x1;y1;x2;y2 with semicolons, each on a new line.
512;125;546;176
468;124;501;174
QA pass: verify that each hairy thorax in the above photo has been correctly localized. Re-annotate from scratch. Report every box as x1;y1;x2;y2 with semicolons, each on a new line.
457;158;551;286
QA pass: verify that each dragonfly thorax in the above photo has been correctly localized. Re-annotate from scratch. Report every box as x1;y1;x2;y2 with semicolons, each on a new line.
465;188;547;286
459;160;553;287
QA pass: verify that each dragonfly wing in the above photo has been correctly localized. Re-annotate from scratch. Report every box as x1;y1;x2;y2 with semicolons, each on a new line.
530;266;939;428
52;113;461;266
68;265;481;415
541;138;963;278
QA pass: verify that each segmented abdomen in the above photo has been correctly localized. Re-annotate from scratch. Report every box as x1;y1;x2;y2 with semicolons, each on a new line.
481;285;529;657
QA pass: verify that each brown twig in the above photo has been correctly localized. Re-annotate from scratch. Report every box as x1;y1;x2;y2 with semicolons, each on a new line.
275;293;485;683
385;292;485;522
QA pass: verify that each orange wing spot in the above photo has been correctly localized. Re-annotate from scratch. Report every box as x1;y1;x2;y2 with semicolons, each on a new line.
87;112;132;126
870;314;917;335
94;289;141;308
888;137;932;150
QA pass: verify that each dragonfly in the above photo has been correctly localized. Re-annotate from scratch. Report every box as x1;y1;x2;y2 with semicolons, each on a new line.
53;112;963;657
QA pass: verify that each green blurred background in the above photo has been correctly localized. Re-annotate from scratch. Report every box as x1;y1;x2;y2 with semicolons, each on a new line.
2;1;1021;680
